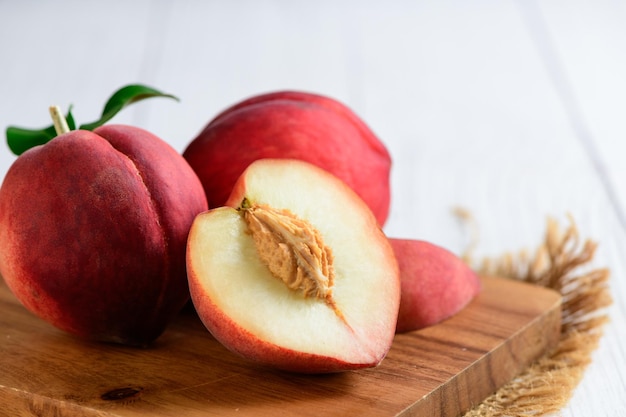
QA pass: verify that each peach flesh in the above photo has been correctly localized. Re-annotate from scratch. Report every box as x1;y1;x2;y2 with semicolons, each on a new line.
187;159;400;373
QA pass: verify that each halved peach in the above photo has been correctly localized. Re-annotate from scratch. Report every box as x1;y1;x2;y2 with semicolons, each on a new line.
187;159;400;373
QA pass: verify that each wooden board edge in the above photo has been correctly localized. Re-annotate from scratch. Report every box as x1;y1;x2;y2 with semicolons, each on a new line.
398;277;563;417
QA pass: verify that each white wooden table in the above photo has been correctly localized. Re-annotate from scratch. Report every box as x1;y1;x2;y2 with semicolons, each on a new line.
0;1;624;415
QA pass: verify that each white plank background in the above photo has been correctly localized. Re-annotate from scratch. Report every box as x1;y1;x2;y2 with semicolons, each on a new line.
0;1;624;415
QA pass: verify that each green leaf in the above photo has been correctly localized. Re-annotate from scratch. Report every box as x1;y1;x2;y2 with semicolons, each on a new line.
79;84;178;131
5;84;178;156
66;107;77;130
6;107;76;156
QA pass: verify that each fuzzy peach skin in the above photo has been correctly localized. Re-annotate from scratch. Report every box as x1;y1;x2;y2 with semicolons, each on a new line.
183;91;392;226
187;159;400;373
0;125;208;346
390;239;482;333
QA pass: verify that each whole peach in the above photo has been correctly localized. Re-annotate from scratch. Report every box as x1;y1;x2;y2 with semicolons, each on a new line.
183;91;391;225
0;125;208;346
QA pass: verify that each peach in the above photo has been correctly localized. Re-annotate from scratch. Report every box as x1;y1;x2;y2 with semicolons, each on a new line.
390;239;481;333
183;91;392;225
0;125;208;346
187;159;400;373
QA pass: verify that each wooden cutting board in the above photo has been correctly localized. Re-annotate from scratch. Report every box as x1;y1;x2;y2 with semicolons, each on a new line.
0;276;561;417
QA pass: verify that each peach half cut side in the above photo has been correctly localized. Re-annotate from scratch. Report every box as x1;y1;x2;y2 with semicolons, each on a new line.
186;159;400;373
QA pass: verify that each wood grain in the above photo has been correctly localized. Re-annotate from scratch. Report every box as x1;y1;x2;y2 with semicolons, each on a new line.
0;276;561;417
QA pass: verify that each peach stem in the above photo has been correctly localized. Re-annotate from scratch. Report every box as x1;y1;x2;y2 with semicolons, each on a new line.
49;105;70;135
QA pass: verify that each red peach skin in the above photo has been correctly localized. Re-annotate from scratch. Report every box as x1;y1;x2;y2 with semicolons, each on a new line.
0;125;208;346
183;91;391;225
390;238;481;333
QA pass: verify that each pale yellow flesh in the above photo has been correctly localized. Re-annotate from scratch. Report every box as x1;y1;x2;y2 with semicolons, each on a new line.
188;161;398;363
